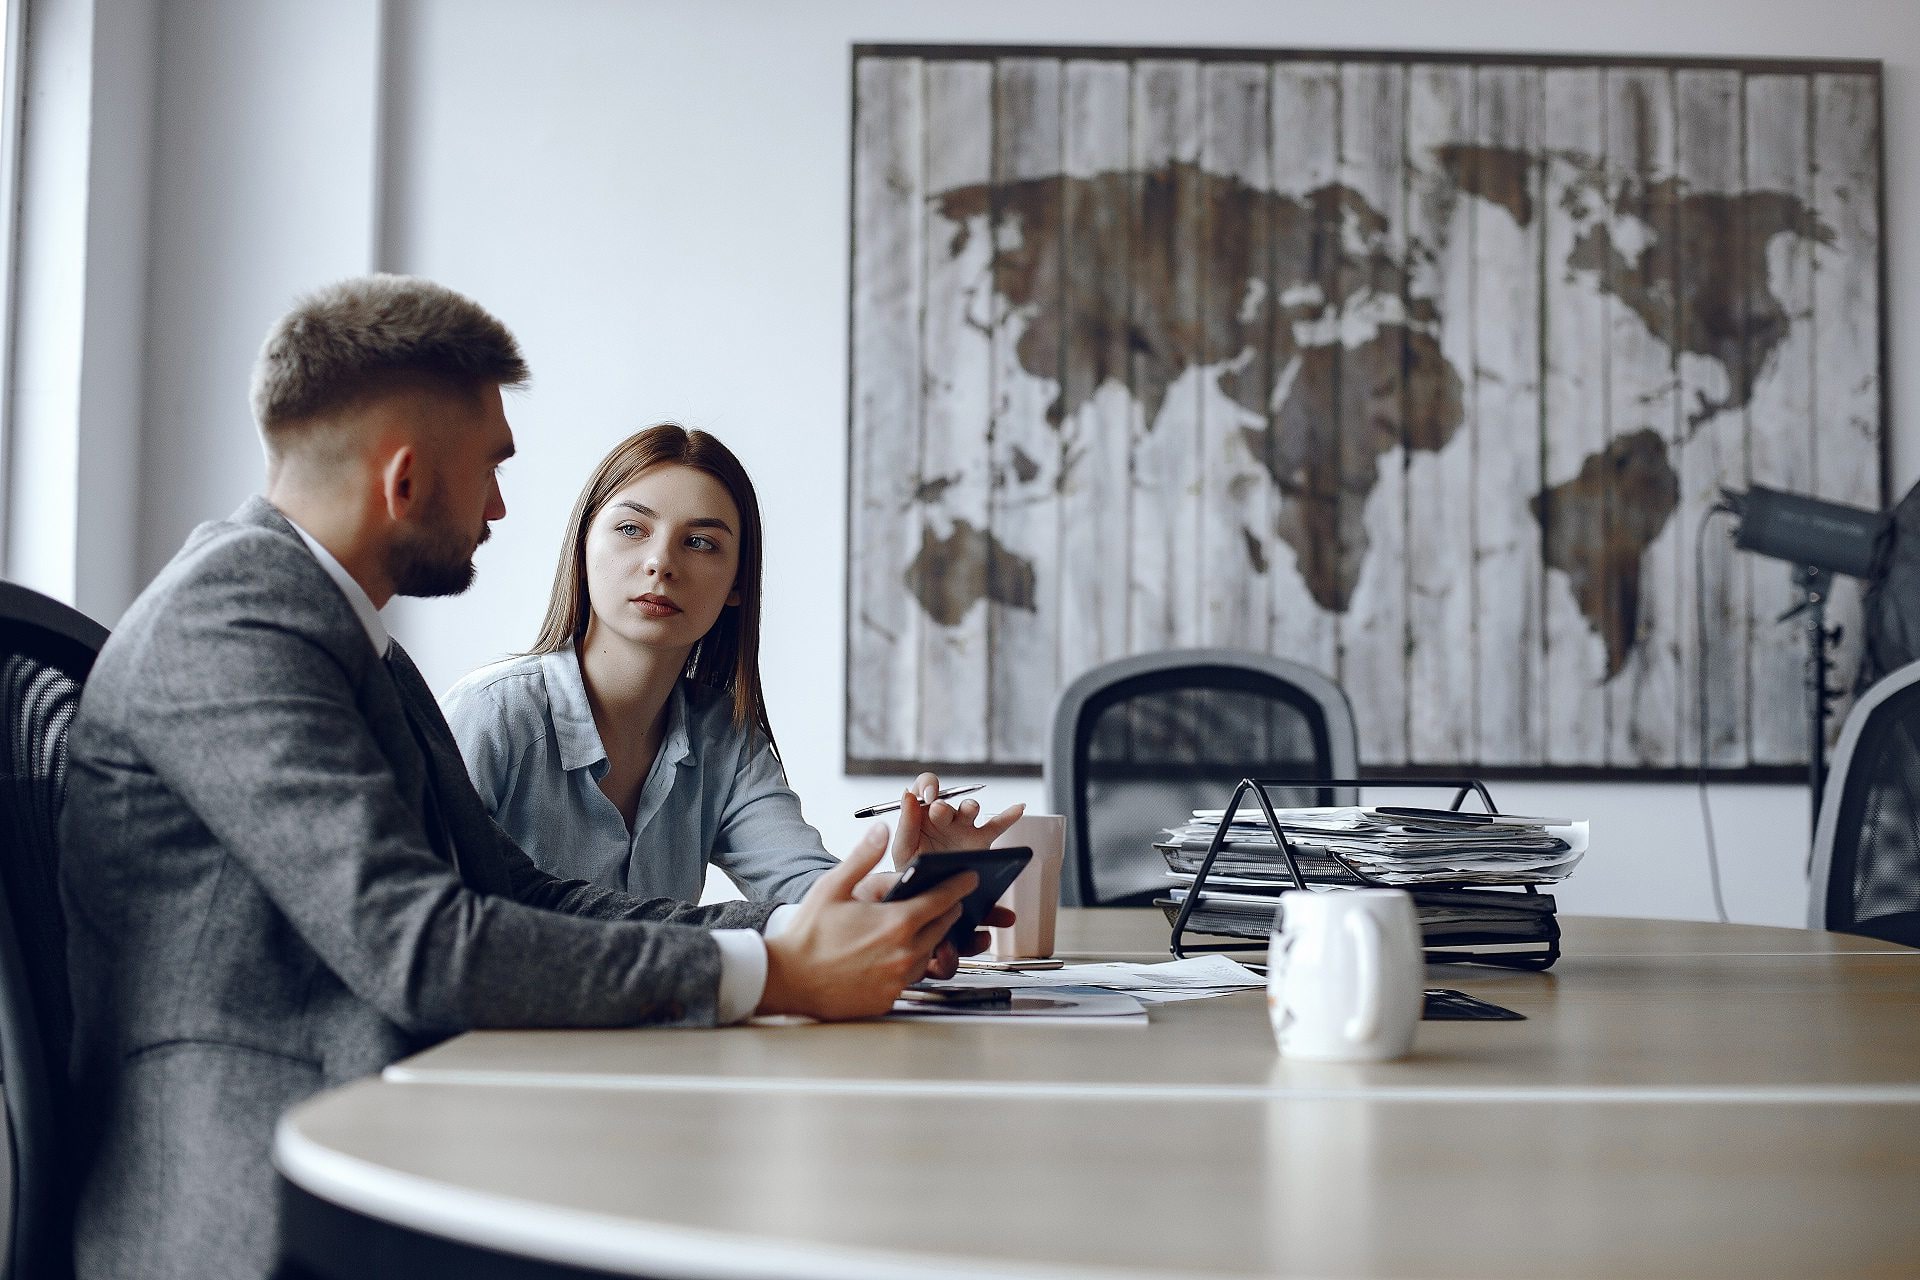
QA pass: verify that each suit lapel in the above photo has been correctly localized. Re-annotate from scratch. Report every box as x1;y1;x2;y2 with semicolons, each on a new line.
383;643;512;898
225;498;514;900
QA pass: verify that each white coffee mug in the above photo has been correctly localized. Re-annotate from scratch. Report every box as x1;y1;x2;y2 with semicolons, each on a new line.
1267;888;1422;1062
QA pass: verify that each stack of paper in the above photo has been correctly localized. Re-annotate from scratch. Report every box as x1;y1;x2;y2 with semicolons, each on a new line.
1161;806;1588;887
1162;884;1560;942
1153;804;1581;957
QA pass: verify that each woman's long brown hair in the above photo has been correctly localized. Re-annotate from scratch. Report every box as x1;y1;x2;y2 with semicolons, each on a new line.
529;423;776;754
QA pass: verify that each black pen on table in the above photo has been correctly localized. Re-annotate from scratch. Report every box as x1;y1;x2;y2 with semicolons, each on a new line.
853;784;985;819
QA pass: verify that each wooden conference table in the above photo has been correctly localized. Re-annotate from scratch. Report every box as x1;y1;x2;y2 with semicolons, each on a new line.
275;912;1920;1279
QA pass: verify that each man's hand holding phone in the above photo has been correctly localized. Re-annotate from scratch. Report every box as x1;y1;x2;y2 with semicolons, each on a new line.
759;824;1009;1019
854;845;1024;979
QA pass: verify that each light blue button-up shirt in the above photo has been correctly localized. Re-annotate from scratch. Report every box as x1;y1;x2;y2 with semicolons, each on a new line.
441;648;837;905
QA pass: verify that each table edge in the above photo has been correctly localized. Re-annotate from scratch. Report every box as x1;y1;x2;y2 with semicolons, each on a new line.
273;1106;1204;1280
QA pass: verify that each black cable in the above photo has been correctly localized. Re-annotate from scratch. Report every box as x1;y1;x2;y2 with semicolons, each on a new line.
1696;505;1733;924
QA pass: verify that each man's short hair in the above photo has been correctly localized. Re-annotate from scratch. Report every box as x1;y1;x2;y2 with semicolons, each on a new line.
250;274;530;436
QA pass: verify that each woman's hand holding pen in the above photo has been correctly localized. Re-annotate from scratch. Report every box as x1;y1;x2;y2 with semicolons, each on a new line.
806;772;1025;981
872;771;1023;979
889;771;1026;868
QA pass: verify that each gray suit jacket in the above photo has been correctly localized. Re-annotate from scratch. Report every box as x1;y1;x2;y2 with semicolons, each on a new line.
58;497;777;1280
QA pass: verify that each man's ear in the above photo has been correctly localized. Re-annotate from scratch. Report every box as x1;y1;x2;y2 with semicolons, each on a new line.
380;445;418;521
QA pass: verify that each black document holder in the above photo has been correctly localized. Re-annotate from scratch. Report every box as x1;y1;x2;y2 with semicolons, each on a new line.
1164;776;1561;971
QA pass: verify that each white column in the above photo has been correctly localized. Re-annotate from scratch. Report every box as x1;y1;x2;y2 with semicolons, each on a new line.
5;0;161;623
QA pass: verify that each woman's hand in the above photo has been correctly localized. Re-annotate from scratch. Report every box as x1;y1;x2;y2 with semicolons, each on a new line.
888;772;1026;870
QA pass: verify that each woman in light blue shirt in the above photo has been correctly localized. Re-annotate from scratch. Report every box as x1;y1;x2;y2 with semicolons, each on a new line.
444;423;1017;904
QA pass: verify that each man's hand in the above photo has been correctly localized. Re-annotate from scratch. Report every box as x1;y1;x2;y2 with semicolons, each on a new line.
759;824;979;1020
889;772;1026;870
852;871;1015;980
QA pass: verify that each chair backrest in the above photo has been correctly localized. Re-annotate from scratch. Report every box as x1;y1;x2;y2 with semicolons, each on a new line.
1046;649;1359;907
1809;658;1920;949
0;581;107;1280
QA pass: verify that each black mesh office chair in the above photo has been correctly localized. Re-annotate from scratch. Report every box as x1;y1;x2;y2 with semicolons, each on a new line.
0;581;108;1280
1046;649;1359;907
1809;659;1920;948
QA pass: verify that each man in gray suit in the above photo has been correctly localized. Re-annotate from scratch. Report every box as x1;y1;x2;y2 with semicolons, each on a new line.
59;276;993;1280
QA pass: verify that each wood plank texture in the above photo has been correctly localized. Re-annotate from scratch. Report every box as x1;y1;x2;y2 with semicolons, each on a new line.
1055;60;1133;686
1539;66;1611;765
1470;66;1545;765
1266;62;1342;682
1196;62;1275;764
847;57;924;762
915;60;993;761
1198;63;1273;657
1675;68;1749;766
1811;72;1883;737
1602;67;1683;769
1403;63;1476;765
1745;74;1817;765
1336;61;1410;766
846;51;1883;777
988;58;1063;760
1126;60;1203;761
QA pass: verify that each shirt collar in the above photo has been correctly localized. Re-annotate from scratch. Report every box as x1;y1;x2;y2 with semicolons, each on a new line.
662;682;695;768
285;518;390;656
540;647;697;774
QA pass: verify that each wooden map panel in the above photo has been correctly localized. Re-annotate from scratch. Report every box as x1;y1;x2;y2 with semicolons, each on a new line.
846;47;1885;777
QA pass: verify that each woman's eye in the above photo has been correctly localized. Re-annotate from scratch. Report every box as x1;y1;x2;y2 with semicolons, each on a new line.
689;536;718;551
616;523;644;538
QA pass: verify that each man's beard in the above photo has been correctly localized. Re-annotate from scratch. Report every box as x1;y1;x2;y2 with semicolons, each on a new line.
388;490;489;598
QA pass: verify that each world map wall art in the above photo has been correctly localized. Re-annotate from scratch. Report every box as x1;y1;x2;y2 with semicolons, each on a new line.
845;46;1884;778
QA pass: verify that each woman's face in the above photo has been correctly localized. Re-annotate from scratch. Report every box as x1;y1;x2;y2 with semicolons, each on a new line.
582;463;743;657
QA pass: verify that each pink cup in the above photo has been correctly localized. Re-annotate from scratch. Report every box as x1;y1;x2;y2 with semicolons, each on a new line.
988;815;1066;960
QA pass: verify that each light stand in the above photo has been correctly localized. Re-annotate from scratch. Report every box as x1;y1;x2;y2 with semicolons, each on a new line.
1719;484;1885;836
1778;564;1843;835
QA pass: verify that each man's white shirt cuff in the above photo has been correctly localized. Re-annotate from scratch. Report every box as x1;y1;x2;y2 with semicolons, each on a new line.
713;906;801;1024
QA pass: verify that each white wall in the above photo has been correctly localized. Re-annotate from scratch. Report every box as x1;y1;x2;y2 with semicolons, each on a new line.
109;0;1920;925
138;0;384;552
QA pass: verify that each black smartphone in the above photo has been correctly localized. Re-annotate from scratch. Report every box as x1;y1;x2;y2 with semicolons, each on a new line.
884;847;1032;948
1422;989;1526;1021
897;982;1013;1008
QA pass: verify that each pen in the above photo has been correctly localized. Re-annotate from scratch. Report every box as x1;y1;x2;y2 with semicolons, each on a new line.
853;783;985;819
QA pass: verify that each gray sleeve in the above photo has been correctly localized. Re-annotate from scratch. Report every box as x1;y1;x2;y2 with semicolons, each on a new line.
495;832;776;929
709;728;840;904
124;574;739;1034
